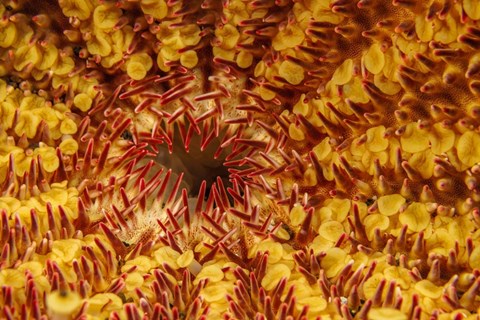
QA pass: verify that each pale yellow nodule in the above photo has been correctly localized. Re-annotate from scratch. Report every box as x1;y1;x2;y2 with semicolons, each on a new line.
46;290;82;320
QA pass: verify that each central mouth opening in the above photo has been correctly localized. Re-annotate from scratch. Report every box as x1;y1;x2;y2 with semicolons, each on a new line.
154;127;232;199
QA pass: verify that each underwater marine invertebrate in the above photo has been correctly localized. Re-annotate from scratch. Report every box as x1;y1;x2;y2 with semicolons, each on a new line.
2;0;480;319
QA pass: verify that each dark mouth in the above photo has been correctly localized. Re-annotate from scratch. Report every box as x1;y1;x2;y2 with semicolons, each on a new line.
153;127;233;199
